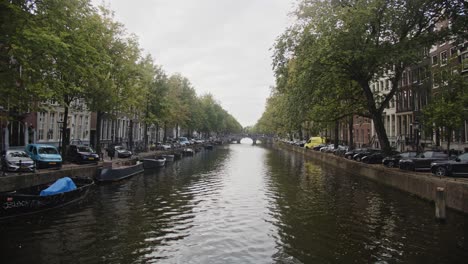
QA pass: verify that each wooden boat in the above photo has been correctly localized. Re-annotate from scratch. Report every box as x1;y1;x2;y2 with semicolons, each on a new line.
160;154;174;162
96;162;144;182
0;177;94;221
142;157;166;169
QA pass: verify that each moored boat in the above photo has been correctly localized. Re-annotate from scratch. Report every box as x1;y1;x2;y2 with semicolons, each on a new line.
96;162;144;182
171;151;182;160
161;154;174;162
142;157;166;169
182;148;194;156
204;144;214;150
0;177;94;221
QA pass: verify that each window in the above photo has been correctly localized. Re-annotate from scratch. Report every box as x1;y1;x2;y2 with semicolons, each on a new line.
441;70;449;86
462;53;468;72
48;113;55;140
433;72;440;88
38;112;46;140
402;72;407;86
432;55;438;66
450;47;458;57
412;68;419;83
440;51;448;65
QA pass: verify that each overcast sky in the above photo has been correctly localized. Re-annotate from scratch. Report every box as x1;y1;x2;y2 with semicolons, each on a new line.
94;0;293;127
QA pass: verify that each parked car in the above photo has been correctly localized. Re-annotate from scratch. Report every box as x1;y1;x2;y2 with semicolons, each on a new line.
382;151;417;168
66;145;99;164
156;142;172;150
312;144;327;151
431;152;468;177
1;150;35;172
294;140;307;147
344;148;368;160
304;137;326;149
25;144;62;169
108;145;132;158
399;151;448;171
333;145;349;157
362;151;399;164
178;137;190;146
353;149;381;162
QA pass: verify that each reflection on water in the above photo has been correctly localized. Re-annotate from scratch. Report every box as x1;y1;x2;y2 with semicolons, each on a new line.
0;145;467;263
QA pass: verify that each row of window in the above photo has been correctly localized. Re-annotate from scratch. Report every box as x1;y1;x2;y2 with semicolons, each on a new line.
37;112;89;141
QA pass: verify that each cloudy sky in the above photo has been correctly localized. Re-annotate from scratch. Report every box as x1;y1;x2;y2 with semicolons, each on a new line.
94;0;294;127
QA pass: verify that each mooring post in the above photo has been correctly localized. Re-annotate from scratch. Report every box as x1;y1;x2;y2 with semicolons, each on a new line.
435;187;446;221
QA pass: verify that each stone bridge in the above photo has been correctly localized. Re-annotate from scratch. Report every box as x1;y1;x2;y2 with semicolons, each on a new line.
227;134;274;145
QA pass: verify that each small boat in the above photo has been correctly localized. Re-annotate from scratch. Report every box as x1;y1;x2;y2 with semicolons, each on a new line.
182;148;194;156
161;154;174;162
0;177;94;221
142;157;166;169
204;144;214;150
96;162;144;182
171;151;182;160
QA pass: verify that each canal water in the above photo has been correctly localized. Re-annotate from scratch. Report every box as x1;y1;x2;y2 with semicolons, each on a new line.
1;142;468;263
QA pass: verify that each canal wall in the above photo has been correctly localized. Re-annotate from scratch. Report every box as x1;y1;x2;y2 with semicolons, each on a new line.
0;146;204;192
276;142;468;215
0;165;98;192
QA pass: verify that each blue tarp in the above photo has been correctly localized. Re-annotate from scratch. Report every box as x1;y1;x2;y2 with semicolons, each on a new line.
40;177;77;196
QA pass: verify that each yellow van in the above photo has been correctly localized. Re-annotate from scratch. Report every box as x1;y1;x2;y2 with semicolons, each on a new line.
304;136;325;149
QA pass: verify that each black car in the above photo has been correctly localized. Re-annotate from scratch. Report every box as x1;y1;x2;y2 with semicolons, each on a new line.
362;151;399;164
431;153;468;177
399;151;448;171
344;148;368;159
353;149;380;162
312;144;326;151
66;145;99;164
382;151;417;168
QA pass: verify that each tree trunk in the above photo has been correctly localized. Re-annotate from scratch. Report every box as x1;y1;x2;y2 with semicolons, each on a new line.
95;111;102;156
176;123;179;138
372;111;391;154
435;128;440;146
348;116;354;149
334;120;339;148
144;122;148;151
129;119;133;151
156;123;160;142
446;128;451;156
360;80;392;154
163;122;167;142
61;104;69;158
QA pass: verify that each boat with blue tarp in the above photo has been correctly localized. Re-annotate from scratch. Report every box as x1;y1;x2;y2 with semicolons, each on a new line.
0;177;94;221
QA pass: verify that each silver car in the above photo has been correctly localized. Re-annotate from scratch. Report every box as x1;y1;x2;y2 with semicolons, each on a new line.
1;150;35;172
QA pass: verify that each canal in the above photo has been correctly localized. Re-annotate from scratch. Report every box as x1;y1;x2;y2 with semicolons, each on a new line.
1;142;468;263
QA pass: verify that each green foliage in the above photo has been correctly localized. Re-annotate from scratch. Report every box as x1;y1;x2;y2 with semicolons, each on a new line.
258;0;465;153
423;73;468;149
0;0;242;141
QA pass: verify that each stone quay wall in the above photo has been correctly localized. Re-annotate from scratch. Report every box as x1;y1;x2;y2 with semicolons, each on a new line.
276;142;468;215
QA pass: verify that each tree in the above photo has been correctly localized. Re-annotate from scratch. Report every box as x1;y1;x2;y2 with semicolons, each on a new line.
272;0;465;153
423;73;468;152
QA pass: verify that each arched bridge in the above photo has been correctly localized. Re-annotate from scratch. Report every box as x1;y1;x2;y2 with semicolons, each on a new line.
227;134;274;145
